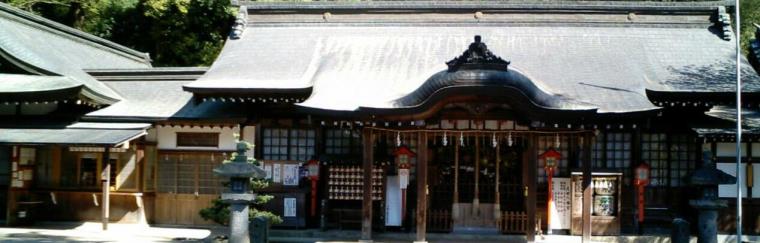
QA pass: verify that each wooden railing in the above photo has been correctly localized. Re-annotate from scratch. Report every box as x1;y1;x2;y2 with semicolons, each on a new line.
500;211;529;234
427;209;452;232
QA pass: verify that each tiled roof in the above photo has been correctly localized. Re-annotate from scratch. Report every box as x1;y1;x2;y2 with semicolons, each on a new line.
187;24;756;113
0;2;152;104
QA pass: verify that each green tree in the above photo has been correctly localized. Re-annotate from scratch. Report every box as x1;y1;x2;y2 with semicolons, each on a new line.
108;0;235;66
3;0;234;67
740;0;760;56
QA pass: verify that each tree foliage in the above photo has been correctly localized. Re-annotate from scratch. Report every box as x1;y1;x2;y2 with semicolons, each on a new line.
740;0;760;56
2;0;234;67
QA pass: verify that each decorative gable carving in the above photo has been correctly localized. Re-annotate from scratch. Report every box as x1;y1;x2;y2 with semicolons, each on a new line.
446;35;511;72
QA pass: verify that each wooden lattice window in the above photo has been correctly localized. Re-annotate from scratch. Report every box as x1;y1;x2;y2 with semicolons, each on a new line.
157;153;224;194
262;128;315;161
605;133;632;184
176;132;219;147
325;129;361;156
263;129;289;160
641;133;668;187
592;134;605;169
289;129;316;161
669;135;697;187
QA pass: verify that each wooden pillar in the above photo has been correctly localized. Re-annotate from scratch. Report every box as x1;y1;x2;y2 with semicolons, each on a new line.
101;147;111;231
525;134;537;242
6;146;18;226
361;129;374;241
52;146;61;187
474;134;480;211
582;133;593;242
452;138;460;222
632;129;642;233
494;139;501;223
415;132;428;243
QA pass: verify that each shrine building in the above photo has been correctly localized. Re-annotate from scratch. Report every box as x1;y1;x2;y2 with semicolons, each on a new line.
0;1;759;242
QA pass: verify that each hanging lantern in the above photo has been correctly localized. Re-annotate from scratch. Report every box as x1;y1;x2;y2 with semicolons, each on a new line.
492;133;498;148
306;158;320;217
442;132;448;146
508;132;513;147
394;146;416;220
539;147;562;232
555;134;561;148
634;162;651;223
396;132;401;147
460;132;465;147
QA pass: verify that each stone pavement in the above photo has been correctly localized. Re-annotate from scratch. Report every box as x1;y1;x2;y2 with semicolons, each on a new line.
0;222;218;242
0;222;759;243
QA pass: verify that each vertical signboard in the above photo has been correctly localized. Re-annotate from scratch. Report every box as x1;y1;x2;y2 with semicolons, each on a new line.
549;177;572;230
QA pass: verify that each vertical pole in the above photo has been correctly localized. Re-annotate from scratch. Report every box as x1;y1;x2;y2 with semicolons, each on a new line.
582;133;592;242
102;147;111;231
735;1;743;240
361;128;374;242
415;132;429;243
526;134;537;243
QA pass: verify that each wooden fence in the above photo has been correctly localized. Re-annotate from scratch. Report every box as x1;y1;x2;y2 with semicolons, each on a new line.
500;211;532;234
427;209;452;232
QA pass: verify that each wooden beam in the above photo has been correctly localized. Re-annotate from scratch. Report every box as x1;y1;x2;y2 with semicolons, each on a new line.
361;128;374;241
416;132;428;243
526;134;537;243
101;147;111;231
582;133;593;242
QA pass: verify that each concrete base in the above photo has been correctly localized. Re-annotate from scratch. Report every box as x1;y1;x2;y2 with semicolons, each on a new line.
413;241;428;243
358;240;373;243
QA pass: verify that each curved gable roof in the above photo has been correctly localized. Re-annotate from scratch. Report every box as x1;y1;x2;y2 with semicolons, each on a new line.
187;1;757;114
0;3;152;104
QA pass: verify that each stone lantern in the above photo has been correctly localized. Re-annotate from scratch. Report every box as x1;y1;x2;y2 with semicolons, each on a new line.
214;139;265;243
688;151;736;243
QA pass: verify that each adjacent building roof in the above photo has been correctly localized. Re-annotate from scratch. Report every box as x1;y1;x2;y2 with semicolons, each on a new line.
186;1;758;114
0;122;149;146
83;68;246;123
0;74;81;102
0;2;152;104
692;106;760;140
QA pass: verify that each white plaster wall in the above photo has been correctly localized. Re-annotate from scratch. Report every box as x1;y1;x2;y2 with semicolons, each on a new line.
242;126;256;158
754;143;760;158
157;126;240;151
717;162;748;198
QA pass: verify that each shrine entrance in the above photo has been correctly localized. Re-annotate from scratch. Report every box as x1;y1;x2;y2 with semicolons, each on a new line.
427;132;527;234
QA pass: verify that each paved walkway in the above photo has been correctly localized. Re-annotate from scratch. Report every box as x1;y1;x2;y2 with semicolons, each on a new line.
0;222;758;242
0;222;219;242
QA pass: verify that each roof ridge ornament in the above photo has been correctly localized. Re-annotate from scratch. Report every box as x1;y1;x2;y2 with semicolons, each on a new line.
230;6;248;40
446;35;510;72
715;6;732;41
